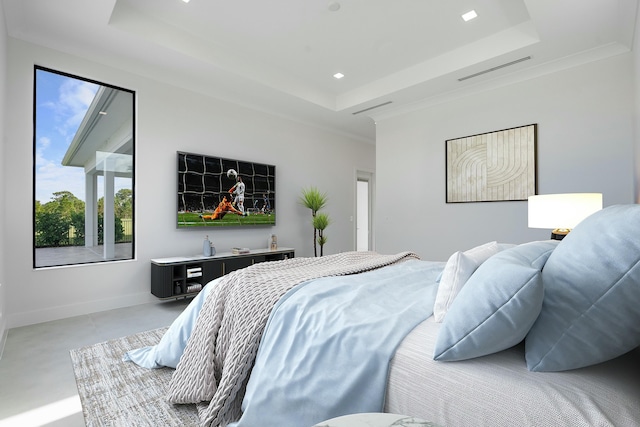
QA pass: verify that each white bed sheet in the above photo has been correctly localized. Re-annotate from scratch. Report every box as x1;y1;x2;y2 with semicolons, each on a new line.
385;316;640;427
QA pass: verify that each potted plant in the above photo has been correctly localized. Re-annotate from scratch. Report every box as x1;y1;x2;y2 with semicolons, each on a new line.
300;187;330;256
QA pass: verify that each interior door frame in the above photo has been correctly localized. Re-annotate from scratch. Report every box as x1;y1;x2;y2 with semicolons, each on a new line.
355;170;374;251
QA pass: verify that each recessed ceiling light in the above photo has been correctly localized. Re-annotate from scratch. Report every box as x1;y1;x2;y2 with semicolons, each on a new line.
182;0;190;3
333;72;345;79
462;10;477;21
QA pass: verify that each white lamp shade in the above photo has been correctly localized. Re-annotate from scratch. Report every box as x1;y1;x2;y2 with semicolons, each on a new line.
528;193;603;230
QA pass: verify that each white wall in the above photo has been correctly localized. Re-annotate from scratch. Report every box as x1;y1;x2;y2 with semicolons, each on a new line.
634;4;640;203
3;39;374;328
0;2;8;356
375;54;635;261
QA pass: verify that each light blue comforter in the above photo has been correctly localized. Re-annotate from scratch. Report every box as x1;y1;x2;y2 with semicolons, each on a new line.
125;258;443;426
123;276;221;369
229;258;442;427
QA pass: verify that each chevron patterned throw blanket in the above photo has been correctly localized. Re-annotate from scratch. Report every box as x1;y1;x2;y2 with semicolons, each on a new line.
167;251;419;427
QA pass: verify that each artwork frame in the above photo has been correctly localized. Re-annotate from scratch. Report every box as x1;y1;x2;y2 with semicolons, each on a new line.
445;124;537;203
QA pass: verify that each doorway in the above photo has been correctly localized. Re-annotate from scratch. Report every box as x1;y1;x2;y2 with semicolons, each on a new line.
356;171;373;251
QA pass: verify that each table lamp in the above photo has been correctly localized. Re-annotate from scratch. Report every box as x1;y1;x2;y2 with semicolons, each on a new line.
528;193;603;240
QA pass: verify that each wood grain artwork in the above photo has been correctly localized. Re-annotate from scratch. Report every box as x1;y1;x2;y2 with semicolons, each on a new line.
446;124;537;203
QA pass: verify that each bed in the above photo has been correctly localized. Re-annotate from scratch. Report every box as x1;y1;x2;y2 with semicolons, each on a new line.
387;318;640;426
125;204;640;427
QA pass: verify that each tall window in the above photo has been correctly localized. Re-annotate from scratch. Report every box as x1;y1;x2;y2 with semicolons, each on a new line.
33;67;135;268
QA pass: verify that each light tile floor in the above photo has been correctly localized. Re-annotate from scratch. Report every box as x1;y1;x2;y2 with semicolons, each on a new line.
0;299;190;427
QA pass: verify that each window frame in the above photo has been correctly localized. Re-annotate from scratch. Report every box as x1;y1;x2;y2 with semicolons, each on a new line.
32;66;136;269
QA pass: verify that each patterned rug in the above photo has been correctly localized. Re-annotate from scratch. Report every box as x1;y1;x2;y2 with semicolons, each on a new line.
70;328;199;426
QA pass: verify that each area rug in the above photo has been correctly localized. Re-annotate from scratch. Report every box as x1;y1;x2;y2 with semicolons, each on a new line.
70;328;199;426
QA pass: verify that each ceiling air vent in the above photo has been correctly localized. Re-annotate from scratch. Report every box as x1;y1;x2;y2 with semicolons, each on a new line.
458;56;532;82
352;101;393;115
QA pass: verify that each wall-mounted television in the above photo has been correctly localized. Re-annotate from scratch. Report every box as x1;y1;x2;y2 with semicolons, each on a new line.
177;151;276;228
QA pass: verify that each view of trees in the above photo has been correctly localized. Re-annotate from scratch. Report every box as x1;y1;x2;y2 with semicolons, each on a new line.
35;189;132;247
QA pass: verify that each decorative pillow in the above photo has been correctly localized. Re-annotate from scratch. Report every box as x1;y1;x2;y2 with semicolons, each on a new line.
433;241;500;322
525;204;640;372
433;240;559;361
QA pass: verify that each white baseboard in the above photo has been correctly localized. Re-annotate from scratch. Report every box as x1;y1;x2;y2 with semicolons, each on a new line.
6;291;156;329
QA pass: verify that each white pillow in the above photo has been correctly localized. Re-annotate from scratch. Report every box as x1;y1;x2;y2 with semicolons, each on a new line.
433;241;500;322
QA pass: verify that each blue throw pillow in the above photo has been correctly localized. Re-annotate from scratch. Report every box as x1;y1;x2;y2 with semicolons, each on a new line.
433;240;558;361
433;241;500;322
525;204;640;372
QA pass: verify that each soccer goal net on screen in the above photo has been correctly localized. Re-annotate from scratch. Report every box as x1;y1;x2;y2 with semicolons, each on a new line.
177;152;276;215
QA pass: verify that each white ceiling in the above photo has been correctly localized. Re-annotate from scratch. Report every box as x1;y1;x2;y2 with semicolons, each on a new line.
3;0;638;142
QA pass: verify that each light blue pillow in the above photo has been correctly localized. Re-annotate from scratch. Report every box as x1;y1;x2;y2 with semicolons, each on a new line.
433;241;500;322
525;204;640;372
433;240;558;361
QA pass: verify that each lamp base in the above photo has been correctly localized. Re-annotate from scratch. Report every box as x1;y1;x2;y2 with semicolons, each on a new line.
550;228;570;241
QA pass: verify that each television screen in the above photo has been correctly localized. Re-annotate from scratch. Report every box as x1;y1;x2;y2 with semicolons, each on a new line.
177;151;276;228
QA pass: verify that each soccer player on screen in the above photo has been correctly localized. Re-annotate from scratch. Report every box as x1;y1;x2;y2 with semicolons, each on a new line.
262;193;271;213
229;176;246;214
200;196;243;220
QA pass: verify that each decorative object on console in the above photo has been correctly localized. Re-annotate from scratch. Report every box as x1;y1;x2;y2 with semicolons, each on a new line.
203;235;212;256
177;151;276;228
268;234;278;250
446;124;537;203
186;266;202;278
186;283;203;293
232;247;250;254
300;186;330;256
527;193;602;240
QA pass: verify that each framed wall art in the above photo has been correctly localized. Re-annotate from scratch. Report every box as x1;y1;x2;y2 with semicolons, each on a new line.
446;124;537;203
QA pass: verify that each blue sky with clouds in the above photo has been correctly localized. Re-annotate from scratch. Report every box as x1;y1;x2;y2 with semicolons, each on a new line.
35;69;99;203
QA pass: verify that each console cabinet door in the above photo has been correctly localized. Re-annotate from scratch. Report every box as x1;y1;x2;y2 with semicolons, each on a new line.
221;255;267;275
151;264;173;298
203;261;223;285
